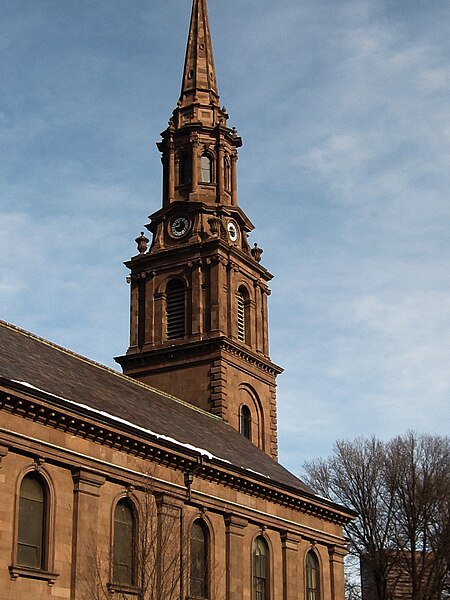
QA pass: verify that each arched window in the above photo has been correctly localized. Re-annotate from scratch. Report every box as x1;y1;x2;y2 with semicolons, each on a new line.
200;155;212;183
113;499;136;586
240;405;252;440
166;279;186;339
237;286;250;345
306;552;320;600
190;520;209;598
180;153;192;185
17;474;47;569
253;536;269;600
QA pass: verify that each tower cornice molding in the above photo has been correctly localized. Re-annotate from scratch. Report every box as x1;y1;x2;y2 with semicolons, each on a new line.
117;336;283;378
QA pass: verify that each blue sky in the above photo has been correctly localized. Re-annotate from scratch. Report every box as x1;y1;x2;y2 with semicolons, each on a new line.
1;0;449;474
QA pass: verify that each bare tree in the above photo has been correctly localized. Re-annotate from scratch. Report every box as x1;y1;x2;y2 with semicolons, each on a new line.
345;555;363;600
384;432;450;600
303;436;397;600
346;578;363;600
303;433;450;600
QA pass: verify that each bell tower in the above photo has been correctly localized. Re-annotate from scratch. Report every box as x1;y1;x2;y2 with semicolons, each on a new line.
116;0;282;459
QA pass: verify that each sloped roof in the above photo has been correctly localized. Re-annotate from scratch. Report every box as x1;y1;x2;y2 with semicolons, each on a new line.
0;320;314;495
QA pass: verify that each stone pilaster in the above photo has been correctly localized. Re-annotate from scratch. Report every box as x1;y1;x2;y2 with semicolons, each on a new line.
231;152;238;206
217;143;225;201
168;142;175;202
191;260;204;337
71;468;105;600
224;514;248;600
191;139;199;195
281;531;301;600
155;493;183;600
129;278;139;350
145;271;156;347
329;545;347;600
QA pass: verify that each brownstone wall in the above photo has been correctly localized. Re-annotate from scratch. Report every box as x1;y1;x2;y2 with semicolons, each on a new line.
0;408;347;600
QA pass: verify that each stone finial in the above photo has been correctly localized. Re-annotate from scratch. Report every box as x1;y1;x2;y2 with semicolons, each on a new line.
251;243;263;262
135;231;149;254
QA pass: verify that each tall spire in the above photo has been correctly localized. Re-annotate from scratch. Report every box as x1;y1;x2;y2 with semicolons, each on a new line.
179;0;219;109
119;0;281;460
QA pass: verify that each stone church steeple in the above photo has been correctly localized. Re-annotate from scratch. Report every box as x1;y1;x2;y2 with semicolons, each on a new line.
116;0;282;459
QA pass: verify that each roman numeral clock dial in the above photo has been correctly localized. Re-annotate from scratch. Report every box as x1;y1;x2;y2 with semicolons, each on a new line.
170;216;190;238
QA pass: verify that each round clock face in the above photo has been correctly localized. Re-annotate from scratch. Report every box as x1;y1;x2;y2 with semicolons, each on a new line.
227;220;239;242
170;216;190;238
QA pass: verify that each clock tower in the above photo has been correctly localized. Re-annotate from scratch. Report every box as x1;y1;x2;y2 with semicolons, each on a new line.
116;0;282;459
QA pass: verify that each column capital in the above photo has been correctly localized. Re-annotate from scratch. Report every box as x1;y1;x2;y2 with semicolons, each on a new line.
328;544;348;561
155;491;184;516
71;468;105;497
280;530;302;549
224;513;248;535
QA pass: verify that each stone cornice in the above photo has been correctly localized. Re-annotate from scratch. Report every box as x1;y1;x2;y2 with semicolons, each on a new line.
116;336;283;377
221;339;284;375
0;382;355;526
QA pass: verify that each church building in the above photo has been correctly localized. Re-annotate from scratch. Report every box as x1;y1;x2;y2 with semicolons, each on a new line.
0;1;355;599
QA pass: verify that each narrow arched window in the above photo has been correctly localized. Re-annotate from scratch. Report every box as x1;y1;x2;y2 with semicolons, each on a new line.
253;536;268;600
240;405;252;440
180;153;192;185
200;155;212;183
166;279;186;339
306;552;320;600
190;520;209;598
18;474;46;569
237;286;250;344
113;499;136;586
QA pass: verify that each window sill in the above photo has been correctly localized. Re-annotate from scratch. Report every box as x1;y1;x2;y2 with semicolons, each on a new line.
107;583;141;596
9;565;59;585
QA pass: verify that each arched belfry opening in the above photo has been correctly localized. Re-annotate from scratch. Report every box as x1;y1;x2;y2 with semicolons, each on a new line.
200;154;213;183
180;153;192;186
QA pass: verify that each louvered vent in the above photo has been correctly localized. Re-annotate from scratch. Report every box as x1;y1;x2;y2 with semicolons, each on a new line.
167;281;186;339
237;292;245;342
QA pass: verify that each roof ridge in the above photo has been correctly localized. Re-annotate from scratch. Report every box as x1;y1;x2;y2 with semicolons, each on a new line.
0;319;222;421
